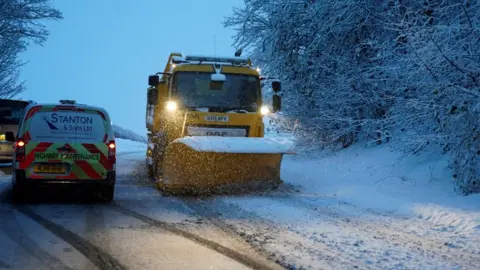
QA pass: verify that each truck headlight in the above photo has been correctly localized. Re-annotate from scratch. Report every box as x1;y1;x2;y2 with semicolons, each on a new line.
165;101;177;112
260;105;270;115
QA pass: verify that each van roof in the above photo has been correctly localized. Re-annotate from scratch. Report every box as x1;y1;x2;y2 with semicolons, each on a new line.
23;102;111;119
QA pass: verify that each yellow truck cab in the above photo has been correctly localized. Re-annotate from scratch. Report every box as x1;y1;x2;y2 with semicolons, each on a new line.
7;100;117;202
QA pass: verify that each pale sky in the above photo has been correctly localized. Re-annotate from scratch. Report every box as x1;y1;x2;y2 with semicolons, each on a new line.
18;0;244;135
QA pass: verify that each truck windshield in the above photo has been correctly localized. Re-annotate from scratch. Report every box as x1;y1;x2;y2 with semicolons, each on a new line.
172;71;260;112
0;100;29;125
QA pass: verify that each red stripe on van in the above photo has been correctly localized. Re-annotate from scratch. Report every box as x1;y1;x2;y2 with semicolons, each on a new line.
82;143;112;170
19;142;54;169
24;106;42;121
74;160;102;179
97;111;106;120
23;131;31;144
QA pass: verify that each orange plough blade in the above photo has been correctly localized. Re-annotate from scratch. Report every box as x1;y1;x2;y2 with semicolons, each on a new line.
156;136;295;195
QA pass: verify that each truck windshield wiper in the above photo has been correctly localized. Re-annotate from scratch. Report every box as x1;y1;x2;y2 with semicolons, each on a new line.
213;107;256;113
222;108;250;113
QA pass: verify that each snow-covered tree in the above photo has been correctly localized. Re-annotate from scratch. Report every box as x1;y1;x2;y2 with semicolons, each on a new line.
0;0;63;98
385;0;480;193
225;0;480;193
225;0;397;148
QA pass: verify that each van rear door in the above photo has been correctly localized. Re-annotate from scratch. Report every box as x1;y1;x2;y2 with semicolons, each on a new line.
19;105;111;180
70;108;112;180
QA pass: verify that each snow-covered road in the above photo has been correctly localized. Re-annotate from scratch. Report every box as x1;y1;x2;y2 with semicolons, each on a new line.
0;140;278;270
0;138;479;270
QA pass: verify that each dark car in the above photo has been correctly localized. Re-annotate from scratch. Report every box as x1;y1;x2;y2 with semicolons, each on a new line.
0;99;34;163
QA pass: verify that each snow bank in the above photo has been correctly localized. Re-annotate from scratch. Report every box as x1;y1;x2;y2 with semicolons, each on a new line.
112;125;147;143
281;144;480;233
116;138;146;154
215;144;480;268
174;136;295;154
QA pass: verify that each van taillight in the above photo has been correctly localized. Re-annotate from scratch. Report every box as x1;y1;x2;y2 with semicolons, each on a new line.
15;138;26;161
108;140;116;164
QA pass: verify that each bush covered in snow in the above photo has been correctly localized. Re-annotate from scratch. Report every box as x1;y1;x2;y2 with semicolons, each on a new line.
112;124;147;143
225;0;480;193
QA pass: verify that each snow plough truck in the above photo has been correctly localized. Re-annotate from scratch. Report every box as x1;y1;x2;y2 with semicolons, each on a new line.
145;52;294;194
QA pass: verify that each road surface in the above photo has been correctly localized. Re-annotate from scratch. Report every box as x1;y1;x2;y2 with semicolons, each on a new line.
0;152;281;270
1;148;478;270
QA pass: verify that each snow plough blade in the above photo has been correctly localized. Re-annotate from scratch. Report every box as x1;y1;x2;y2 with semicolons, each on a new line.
157;136;295;195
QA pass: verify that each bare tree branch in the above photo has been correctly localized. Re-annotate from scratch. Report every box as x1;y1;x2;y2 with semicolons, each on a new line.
0;0;63;98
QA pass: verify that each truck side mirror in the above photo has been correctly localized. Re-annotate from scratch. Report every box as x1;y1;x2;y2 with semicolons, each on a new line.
148;75;160;86
272;94;282;112
5;131;15;142
272;81;281;92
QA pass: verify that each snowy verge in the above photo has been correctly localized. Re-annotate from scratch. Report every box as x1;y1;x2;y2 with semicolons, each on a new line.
115;138;146;154
279;144;480;231
112;125;147;143
113;138;146;176
212;143;480;269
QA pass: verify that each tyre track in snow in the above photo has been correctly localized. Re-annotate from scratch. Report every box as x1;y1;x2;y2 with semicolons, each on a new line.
121;166;360;268
262;192;480;269
0;184;73;270
0;207;73;270
179;197;288;269
118;163;285;270
0;259;10;268
109;202;283;270
179;197;363;270
13;205;126;270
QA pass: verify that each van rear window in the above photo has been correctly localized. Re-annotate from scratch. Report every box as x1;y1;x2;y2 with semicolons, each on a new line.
27;110;107;143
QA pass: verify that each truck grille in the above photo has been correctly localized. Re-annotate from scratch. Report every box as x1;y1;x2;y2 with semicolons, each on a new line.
185;125;249;137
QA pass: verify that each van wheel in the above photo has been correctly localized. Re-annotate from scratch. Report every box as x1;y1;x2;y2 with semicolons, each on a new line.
12;184;26;203
99;184;114;202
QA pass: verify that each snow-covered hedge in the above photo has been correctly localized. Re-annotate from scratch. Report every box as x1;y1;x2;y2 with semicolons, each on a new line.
112;124;147;143
225;0;480;193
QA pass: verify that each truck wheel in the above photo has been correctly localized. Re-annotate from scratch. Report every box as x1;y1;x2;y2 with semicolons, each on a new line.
153;132;167;182
153;154;163;181
147;161;154;178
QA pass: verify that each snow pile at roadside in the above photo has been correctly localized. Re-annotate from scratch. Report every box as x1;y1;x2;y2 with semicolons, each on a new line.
216;143;480;269
261;114;480;232
113;125;147;143
115;138;146;176
280;144;480;229
116;138;145;154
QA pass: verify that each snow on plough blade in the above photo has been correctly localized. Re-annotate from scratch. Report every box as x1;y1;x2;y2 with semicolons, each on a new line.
156;136;295;194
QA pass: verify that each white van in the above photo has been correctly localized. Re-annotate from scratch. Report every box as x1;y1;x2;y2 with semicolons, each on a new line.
6;100;117;202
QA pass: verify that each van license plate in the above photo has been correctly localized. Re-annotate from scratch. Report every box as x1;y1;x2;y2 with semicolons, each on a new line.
34;164;66;174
